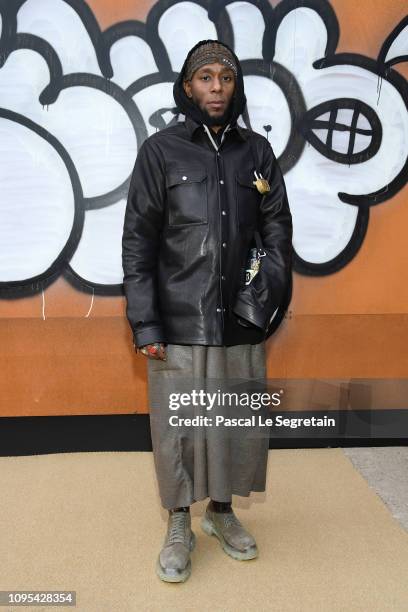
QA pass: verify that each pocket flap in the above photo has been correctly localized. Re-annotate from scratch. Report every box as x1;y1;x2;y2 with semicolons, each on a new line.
166;169;207;188
236;172;257;189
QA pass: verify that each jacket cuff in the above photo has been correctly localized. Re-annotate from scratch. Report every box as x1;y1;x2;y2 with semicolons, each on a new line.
133;325;166;348
236;316;255;329
232;294;269;332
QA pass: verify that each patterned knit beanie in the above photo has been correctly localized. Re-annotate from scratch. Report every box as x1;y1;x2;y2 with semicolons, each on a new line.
184;41;238;80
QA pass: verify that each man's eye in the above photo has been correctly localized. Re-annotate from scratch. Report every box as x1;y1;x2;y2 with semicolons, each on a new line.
201;76;210;81
223;76;232;81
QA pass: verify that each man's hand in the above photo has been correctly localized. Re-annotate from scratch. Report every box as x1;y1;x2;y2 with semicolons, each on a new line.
138;342;167;360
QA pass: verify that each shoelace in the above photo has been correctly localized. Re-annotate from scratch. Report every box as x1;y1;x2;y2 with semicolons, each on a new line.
167;513;189;545
221;512;242;529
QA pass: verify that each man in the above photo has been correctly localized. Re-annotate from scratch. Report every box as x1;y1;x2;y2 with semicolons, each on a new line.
122;40;292;583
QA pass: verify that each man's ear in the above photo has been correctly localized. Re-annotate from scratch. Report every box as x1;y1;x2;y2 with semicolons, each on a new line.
183;80;192;98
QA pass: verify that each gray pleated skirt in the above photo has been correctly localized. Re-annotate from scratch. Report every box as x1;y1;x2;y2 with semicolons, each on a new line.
147;343;270;509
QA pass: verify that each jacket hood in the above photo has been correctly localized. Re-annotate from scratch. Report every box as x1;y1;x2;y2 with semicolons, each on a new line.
173;39;247;127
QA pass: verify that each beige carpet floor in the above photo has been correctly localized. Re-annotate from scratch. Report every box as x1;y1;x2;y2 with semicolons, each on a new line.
1;449;408;612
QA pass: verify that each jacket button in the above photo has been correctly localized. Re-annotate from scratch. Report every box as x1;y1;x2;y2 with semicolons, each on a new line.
221;275;226;281
222;242;227;248
182;175;187;180
222;210;226;216
220;180;224;185
223;308;226;312
216;308;222;313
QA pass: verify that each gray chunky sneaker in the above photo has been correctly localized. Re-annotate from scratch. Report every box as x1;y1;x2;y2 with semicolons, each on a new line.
201;504;258;560
156;511;196;583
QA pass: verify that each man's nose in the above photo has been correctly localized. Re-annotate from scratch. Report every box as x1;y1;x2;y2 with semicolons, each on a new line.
211;77;222;91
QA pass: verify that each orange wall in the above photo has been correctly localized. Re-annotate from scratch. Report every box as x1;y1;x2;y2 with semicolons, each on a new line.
0;0;407;416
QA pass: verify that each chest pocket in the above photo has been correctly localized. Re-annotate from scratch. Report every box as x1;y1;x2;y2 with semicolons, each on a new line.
236;172;261;228
166;169;208;227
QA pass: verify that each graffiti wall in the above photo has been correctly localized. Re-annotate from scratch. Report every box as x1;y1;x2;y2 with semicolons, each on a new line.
0;0;407;415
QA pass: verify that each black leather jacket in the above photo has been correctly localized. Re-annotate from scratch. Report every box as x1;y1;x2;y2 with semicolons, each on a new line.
122;115;293;348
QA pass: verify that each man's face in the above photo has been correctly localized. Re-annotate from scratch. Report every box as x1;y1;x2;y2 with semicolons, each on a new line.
183;62;236;122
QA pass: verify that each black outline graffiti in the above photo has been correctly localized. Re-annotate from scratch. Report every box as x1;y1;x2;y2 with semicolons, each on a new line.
313;52;408;209
300;98;382;165
378;15;408;71
208;0;273;49
265;0;340;63
43;73;148;211
293;207;370;277
0;108;84;298
240;58;306;175
3;0;114;78
0;0;406;299
146;0;234;72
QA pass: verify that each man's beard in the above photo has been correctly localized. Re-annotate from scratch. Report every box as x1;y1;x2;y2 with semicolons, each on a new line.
199;100;234;127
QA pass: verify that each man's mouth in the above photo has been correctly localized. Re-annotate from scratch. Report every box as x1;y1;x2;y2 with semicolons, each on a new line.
208;101;225;109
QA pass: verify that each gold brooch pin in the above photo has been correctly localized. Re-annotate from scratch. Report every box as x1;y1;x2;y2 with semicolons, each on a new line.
253;170;270;194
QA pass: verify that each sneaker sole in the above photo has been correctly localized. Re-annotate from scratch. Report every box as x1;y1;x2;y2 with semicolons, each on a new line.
201;515;258;561
156;530;196;583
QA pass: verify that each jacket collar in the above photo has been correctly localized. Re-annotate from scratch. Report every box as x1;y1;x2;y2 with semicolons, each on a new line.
183;114;248;142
